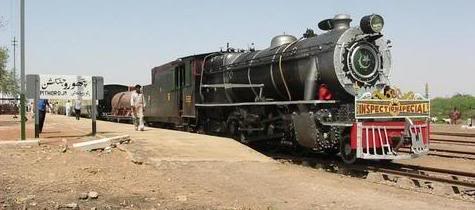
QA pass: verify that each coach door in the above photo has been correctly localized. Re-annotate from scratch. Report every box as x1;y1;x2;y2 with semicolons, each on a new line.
182;60;194;118
175;64;185;117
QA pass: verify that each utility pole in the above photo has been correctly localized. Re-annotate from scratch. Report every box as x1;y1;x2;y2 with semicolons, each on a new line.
12;37;17;83
12;37;18;119
20;0;26;140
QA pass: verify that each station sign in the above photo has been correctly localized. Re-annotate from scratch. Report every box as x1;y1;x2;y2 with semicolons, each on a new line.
39;75;93;100
355;99;430;119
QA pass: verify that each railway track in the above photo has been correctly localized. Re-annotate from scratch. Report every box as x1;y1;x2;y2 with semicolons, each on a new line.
396;146;475;160
431;138;475;146
364;162;475;188
427;133;475;160
431;131;475;138
266;151;475;200
428;150;475;160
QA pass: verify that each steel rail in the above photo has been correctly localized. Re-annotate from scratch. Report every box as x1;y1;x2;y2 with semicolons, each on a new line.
365;166;475;188
431;132;475;138
429;148;475;156
374;162;475;178
431;138;475;144
269;153;475;189
430;140;475;147
427;152;475;160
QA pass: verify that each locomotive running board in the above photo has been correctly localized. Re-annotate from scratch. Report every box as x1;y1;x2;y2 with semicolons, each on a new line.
196;100;337;107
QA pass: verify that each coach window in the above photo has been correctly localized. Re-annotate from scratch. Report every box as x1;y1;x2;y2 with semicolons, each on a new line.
174;67;179;90
166;71;174;91
180;65;185;88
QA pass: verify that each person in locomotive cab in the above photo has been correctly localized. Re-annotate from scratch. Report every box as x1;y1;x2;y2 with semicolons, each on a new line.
131;84;146;131
318;84;333;100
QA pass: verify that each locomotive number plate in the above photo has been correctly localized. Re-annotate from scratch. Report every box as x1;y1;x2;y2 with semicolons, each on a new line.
185;95;192;103
356;99;430;119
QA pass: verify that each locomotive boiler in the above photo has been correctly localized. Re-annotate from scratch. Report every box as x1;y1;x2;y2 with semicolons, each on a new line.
201;14;391;103
143;14;430;163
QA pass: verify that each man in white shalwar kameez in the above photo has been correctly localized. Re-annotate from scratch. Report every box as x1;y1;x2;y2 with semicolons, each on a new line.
130;84;146;131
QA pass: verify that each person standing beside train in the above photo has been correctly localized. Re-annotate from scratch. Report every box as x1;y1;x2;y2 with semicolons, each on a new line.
450;107;461;125
130;84;146;131
37;99;51;133
65;100;71;117
74;99;82;120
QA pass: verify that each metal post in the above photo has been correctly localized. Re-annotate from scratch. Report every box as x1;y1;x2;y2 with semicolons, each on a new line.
34;77;39;138
20;0;26;140
11;37;18;119
12;37;17;89
92;77;97;136
425;83;429;99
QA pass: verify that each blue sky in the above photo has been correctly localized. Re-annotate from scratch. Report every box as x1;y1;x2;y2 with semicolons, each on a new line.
0;0;474;97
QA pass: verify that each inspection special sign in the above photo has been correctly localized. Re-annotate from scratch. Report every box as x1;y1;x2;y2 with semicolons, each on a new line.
356;99;430;118
39;75;92;100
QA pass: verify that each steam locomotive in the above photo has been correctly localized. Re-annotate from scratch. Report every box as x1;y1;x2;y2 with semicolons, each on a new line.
138;14;430;163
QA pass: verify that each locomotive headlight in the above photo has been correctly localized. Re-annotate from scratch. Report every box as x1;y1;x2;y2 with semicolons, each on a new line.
360;14;384;34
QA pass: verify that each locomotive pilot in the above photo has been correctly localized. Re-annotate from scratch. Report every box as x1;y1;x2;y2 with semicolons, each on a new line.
131;84;146;131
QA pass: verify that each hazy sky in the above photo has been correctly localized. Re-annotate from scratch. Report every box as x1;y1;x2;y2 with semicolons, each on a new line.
0;0;474;97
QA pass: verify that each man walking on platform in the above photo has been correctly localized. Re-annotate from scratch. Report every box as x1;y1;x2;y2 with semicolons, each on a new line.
37;99;51;133
130;84;146;131
65;100;71;117
74;99;81;120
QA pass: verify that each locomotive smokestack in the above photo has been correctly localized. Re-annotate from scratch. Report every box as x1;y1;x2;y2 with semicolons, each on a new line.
333;14;352;30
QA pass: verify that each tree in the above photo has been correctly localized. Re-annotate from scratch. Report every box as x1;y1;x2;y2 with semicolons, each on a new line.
1;17;18;96
0;47;10;86
0;47;18;96
431;94;475;121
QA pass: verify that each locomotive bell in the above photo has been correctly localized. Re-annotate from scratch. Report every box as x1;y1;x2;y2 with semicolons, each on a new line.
270;34;297;48
333;14;352;30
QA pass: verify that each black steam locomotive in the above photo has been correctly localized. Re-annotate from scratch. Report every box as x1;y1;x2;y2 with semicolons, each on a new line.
143;14;430;163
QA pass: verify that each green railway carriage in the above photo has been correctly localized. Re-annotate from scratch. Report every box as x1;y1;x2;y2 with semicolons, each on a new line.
143;53;209;128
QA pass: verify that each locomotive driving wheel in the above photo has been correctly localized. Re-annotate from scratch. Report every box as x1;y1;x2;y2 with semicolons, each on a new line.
340;133;357;164
226;116;240;138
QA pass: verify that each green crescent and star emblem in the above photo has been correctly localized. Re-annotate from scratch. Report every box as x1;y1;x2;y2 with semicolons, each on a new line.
353;48;376;77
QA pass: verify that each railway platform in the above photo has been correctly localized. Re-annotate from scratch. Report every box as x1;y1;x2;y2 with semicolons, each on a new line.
0;114;272;163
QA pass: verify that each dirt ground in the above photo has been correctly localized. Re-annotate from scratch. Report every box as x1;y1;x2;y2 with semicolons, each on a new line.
0;114;35;140
1;115;475;209
432;124;475;134
2;144;474;210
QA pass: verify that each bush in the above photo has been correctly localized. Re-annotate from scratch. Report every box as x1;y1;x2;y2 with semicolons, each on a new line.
431;94;475;122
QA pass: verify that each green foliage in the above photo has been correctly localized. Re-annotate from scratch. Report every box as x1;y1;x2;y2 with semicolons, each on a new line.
431;94;475;121
0;47;7;73
0;47;19;95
